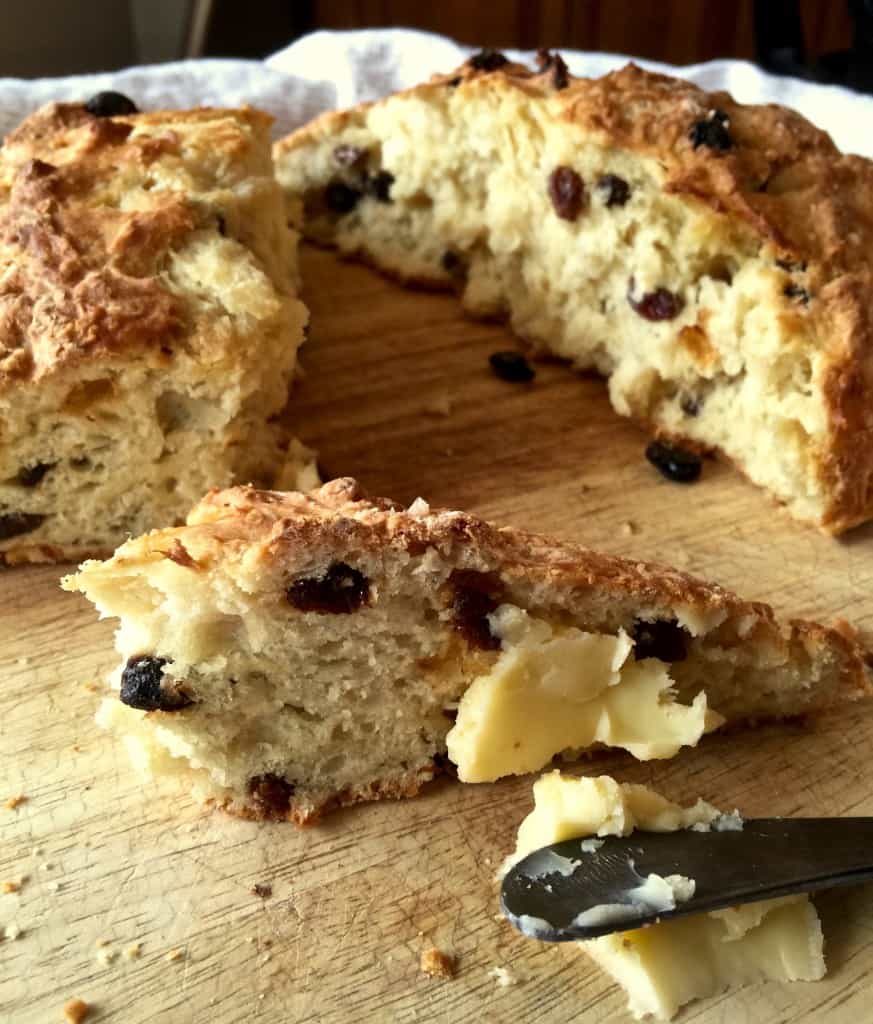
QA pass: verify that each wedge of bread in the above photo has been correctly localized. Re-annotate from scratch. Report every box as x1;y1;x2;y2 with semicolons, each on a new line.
274;52;873;534
63;478;871;824
0;98;310;564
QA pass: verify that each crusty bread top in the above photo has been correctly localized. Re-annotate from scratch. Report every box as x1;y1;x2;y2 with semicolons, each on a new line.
117;476;747;610
182;477;753;609
78;477;870;697
0;103;275;390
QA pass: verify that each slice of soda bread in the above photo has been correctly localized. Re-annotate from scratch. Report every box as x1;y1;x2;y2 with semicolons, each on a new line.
0;97;310;564
63;478;871;824
274;51;873;534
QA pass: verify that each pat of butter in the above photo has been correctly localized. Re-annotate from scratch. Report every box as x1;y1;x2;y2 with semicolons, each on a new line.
586;897;824;1021
502;772;729;876
504;772;825;1021
446;606;723;783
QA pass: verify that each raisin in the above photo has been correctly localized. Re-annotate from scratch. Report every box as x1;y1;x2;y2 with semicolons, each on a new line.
432;751;458;779
645;441;702;483
597;173;631;207
85;91;139;117
324;182;362;214
441;250;460;272
468;49;509;72
367;170;394;203
489;351;535;383
632;619;690;662
16;463;53;487
333;144;367;167
535;49;569;90
689;109;732;151
247;774;296;819
450;570;504;651
548;166;587;221
784;283;810;304
286;561;370;614
441;249;468;279
24;158;55;178
679;394;701;417
119;655;192;711
628;281;684;321
0;512;45;540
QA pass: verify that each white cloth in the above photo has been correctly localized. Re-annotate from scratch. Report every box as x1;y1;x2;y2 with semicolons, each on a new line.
0;27;870;157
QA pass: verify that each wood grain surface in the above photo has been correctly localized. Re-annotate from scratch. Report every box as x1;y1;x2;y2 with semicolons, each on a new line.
3;245;873;1024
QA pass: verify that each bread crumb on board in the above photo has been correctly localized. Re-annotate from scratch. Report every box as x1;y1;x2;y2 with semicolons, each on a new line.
489;965;517;987
420;947;456;979
251;883;273;899
424;390;453;417
4;923;23;940
123;943;141;960
4;795;27;810
63;999;91;1023
165;948;186;962
96;947;117;966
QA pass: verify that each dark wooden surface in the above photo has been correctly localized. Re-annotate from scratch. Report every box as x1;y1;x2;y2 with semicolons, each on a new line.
306;0;852;65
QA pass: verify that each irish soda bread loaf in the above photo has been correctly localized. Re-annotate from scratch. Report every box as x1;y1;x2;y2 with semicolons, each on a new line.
0;99;310;564
275;52;873;534
63;478;871;824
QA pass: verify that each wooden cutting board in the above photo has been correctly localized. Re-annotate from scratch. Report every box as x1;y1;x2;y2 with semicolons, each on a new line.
3;245;873;1024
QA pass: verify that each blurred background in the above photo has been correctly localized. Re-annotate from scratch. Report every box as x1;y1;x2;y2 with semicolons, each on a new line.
1;0;870;91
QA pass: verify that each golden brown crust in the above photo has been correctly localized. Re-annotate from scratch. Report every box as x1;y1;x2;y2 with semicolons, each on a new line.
276;55;873;534
0;103;272;391
182;477;751;611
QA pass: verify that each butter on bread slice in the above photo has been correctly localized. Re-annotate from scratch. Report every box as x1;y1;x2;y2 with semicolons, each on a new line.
275;52;873;534
63;478;871;824
0;99;310;564
504;772;825;1021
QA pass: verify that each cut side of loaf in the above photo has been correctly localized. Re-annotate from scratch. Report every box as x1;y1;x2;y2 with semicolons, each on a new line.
275;52;873;534
63;479;871;824
0;100;310;564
